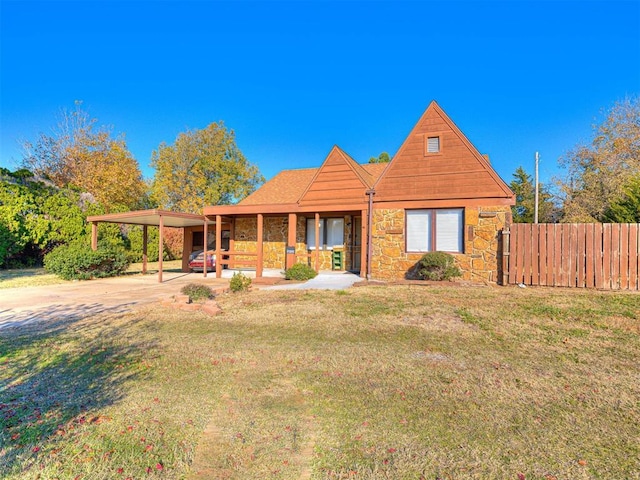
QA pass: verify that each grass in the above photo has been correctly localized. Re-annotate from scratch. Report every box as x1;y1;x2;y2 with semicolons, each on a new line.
0;285;639;479
0;260;184;289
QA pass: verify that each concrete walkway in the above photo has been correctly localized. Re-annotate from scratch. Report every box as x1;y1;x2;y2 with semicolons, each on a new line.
263;271;362;290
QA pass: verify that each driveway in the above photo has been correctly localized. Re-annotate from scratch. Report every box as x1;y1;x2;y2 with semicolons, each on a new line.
0;270;363;329
0;272;229;329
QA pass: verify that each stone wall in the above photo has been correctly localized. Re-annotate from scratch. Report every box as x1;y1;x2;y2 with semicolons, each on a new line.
370;206;511;283
232;215;354;271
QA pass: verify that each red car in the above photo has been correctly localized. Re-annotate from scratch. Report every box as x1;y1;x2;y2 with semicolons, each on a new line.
188;250;216;272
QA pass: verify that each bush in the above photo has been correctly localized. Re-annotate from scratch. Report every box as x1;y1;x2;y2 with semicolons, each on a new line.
229;272;251;292
284;263;317;281
417;252;461;281
180;283;214;302
44;242;130;280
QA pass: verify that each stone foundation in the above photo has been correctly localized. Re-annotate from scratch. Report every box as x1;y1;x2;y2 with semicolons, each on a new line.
370;206;511;283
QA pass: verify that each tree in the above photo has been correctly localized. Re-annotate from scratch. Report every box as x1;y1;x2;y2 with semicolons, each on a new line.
369;152;391;163
150;122;263;213
22;102;146;211
509;166;560;223
559;97;640;222
602;175;640;222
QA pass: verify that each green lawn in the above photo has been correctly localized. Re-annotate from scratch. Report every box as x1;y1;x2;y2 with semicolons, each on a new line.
0;260;184;289
0;285;638;479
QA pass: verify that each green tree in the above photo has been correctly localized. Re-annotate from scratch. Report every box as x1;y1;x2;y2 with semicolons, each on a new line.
559;97;640;222
368;152;391;163
150;122;263;213
22;102;146;211
602;175;640;222
509;166;559;223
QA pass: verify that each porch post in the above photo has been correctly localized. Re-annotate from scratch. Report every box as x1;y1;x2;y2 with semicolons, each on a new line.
360;209;368;278
256;214;264;278
158;215;164;283
91;222;98;250
203;217;209;278
229;218;235;269
314;212;320;272
286;213;297;269
142;225;148;274
215;215;222;278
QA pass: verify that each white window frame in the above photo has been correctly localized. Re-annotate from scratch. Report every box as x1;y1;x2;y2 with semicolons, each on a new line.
425;136;441;154
406;208;464;253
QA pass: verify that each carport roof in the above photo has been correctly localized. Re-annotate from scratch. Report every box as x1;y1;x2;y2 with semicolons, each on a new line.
87;209;215;228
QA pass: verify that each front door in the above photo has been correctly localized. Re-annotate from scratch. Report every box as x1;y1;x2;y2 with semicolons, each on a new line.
352;216;362;271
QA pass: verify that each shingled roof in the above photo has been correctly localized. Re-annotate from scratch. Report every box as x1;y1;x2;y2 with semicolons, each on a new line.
239;162;387;206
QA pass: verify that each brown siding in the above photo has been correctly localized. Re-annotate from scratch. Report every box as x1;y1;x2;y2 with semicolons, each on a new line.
375;103;513;203
298;146;369;207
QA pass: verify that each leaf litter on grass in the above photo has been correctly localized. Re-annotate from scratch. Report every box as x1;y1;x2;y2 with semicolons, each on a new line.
1;285;638;479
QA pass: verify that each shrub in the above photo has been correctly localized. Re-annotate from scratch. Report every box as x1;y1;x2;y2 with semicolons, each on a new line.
417;252;461;281
180;283;214;302
229;272;251;292
284;263;317;281
44;242;130;280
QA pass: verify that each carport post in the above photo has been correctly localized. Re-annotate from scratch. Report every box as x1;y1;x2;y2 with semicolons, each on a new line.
91;222;98;250
215;215;222;278
158;215;164;283
142;225;148;274
203;217;208;278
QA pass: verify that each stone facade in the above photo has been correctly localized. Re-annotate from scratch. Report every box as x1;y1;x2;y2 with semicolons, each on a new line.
233;215;355;271
370;206;511;283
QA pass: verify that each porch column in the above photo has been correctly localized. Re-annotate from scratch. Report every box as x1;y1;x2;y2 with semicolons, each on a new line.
360;209;368;278
256;214;264;278
91;222;98;250
215;215;222;278
286;213;297;269
158;215;164;283
142;225;148;275
229;218;235;269
314;212;320;272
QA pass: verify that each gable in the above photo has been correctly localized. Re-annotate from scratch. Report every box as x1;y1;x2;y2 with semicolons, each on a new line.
298;146;371;207
374;101;514;203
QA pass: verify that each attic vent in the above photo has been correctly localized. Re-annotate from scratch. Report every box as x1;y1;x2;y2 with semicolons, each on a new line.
426;136;440;154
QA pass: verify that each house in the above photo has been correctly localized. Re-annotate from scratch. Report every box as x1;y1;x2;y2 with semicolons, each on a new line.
187;101;515;283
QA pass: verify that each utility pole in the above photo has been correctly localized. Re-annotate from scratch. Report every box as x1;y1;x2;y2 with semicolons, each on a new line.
534;151;539;224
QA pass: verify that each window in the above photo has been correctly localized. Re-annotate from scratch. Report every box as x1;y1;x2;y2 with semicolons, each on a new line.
306;217;344;250
426;136;440;154
406;208;463;253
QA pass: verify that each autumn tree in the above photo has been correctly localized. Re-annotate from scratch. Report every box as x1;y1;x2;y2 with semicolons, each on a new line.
509;166;560;223
22;102;146;211
369;152;391;163
150;122;263;213
559;97;640;222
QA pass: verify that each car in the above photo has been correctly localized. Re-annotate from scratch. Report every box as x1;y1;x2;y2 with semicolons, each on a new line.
188;250;216;272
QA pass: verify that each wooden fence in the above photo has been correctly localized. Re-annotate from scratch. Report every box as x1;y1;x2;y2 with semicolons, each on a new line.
504;223;640;290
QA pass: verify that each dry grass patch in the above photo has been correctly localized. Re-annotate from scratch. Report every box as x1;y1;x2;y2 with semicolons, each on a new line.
1;285;638;479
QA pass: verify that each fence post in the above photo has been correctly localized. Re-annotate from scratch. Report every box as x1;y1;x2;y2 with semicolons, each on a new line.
501;229;510;286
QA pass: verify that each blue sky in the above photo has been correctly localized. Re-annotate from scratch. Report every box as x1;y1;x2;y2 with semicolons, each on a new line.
1;0;639;188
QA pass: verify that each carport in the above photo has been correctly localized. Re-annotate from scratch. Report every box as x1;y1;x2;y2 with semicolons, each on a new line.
87;209;217;282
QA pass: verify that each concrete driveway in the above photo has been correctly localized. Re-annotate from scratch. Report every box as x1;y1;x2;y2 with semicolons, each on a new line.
0;272;229;329
0;270;364;329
